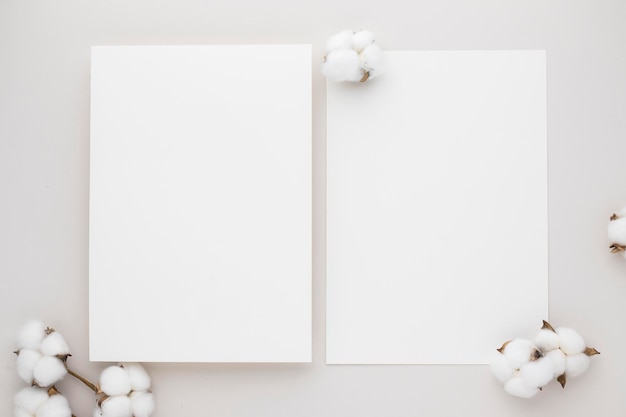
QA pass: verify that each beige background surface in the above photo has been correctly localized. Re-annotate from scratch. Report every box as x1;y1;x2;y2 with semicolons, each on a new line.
1;0;625;416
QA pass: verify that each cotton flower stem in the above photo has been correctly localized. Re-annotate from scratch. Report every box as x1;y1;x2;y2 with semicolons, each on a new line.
557;373;567;388
66;368;99;393
360;70;370;82
584;347;600;356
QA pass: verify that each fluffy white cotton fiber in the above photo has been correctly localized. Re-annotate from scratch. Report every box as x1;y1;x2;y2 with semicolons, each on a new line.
99;366;132;397
502;339;534;369
557;327;586;355
534;328;560;352
125;363;151;392
33;357;67;388
100;395;132;417
322;29;383;83
16;349;42;384
17;320;46;350
36;394;72;417
504;376;539;399
40;333;70;357
14;387;49;415
565;353;590;378
130;391;156;417
489;352;514;383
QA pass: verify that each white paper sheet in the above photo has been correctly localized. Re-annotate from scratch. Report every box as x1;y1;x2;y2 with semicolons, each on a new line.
326;51;548;364
89;45;311;362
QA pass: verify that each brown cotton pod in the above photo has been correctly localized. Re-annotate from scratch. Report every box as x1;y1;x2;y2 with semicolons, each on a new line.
584;347;600;356
541;320;556;333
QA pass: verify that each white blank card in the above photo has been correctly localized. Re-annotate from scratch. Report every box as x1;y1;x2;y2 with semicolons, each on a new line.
326;51;548;364
90;45;311;362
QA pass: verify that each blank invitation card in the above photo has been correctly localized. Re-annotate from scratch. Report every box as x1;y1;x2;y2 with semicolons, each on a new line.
327;51;548;364
90;45;311;362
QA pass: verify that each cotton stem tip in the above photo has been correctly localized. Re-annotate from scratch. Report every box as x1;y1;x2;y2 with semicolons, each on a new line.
557;374;566;388
610;213;619;221
610;243;625;253
584;347;600;356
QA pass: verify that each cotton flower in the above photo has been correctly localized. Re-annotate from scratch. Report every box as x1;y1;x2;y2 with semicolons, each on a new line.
534;320;599;388
15;320;69;387
491;321;600;398
322;29;383;83
94;363;155;417
14;386;72;417
608;207;626;257
489;338;550;398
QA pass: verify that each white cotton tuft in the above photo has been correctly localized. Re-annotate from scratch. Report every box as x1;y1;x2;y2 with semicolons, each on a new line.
518;358;554;389
352;30;375;52
17;348;42;383
14;387;49;414
565;353;590;378
33;356;67;387
123;363;151;392
504;376;539;398
322;50;363;83
502;339;534;369
326;30;354;53
544;349;567;378
359;44;383;79
608;217;626;245
99;366;132;396
489;352;514;383
130;391;155;417
101;395;132;417
40;333;70;357
557;327;586;355
15;407;32;417
534;329;559;352
17;320;47;350
93;407;103;417
36;394;72;417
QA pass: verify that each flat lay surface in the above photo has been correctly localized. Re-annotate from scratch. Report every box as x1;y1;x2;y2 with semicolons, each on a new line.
2;0;626;415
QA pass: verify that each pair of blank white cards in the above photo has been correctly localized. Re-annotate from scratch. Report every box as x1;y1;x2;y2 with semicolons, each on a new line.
89;45;548;364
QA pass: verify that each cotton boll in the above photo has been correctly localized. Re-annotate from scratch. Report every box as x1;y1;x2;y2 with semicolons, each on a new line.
17;320;47;350
535;329;559;352
33;357;67;387
565;353;590;378
15;408;32;417
326;30;354;53
123;363;151;392
17;349;42;383
322;50;363;83
101;396;132;417
609;208;626;245
40;333;70;357
130;391;155;417
502;339;534;369
557;327;586;355
99;366;132;396
519;358;554;389
359;44;383;79
15;387;49;415
489;352;514;383
544;349;567;378
352;30;375;52
36;394;71;417
504;376;539;398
